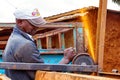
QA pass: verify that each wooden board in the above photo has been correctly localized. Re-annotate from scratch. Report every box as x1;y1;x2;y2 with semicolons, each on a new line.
35;71;118;80
0;75;11;80
0;62;97;72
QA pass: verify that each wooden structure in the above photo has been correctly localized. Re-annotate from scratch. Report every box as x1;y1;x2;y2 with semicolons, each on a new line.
1;0;120;79
1;6;120;77
43;5;120;76
0;22;84;54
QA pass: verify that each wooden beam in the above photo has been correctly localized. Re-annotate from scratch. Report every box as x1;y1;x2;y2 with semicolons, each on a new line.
0;23;81;28
61;33;65;49
58;33;62;48
0;41;7;45
95;0;107;71
39;49;64;54
0;62;98;72
37;39;42;49
33;28;72;40
0;36;9;41
38;23;74;28
0;23;15;28
99;72;120;79
46;36;52;49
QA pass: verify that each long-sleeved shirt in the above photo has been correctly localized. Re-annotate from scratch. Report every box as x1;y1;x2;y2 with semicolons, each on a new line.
3;25;44;80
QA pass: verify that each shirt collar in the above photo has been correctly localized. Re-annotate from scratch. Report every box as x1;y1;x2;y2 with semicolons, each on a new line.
13;25;34;41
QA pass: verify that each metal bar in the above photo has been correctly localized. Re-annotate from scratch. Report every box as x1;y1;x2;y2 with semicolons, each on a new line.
0;62;98;72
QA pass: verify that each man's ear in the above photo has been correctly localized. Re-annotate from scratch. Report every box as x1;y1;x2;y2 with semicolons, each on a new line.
16;19;23;26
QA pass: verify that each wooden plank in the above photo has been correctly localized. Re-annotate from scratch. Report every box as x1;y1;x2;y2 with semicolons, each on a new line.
76;28;85;53
99;72;120;79
46;36;52;49
39;49;64;54
58;33;62;48
35;71;118;80
33;28;73;40
76;23;85;53
48;13;83;22
0;62;98;72
38;23;75;28
0;41;7;45
61;33;65;49
37;39;42;49
0;23;81;29
37;22;82;28
0;36;9;40
95;0;107;71
73;28;77;51
0;23;15;28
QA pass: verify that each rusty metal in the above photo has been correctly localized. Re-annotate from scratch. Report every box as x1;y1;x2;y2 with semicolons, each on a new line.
0;62;98;72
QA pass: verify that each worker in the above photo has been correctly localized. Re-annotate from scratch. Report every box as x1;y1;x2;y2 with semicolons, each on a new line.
2;8;75;80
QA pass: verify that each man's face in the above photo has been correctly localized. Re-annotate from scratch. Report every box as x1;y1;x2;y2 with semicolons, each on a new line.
17;19;38;35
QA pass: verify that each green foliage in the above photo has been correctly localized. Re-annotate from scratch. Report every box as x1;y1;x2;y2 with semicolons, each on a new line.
112;0;120;5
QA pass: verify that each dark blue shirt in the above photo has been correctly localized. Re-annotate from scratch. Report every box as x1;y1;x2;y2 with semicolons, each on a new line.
3;25;44;80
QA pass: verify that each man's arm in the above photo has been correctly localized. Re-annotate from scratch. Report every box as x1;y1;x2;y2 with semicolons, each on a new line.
59;47;76;64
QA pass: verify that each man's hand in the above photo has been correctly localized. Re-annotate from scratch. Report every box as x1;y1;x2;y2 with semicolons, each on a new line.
59;47;76;64
64;47;76;61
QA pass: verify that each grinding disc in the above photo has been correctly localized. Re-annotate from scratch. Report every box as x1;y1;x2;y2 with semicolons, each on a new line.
72;53;94;74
